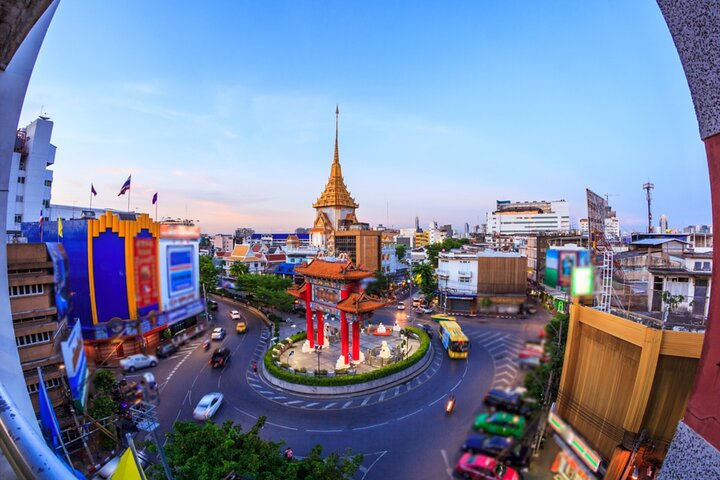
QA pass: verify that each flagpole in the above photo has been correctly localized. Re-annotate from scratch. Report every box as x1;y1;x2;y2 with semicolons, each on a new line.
89;185;93;210
128;186;131;213
37;367;74;468
155;199;158;222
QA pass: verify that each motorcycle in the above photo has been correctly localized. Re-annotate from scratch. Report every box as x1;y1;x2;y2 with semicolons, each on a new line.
203;339;211;351
445;394;456;414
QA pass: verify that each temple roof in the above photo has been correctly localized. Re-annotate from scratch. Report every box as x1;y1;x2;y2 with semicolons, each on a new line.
287;283;307;299
313;106;359;210
336;292;387;314
294;258;373;281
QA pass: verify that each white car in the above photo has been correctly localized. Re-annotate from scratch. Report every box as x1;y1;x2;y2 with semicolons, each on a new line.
397;302;406;310
119;354;157;372
211;328;227;340
230;310;241;320
193;392;224;420
417;307;433;314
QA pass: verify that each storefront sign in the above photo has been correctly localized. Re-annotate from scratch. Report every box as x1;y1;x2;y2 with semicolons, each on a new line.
134;238;159;311
549;406;602;472
168;246;195;296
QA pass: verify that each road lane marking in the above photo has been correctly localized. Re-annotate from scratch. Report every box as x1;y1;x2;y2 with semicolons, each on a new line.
272;396;287;401
323;403;337;409
440;449;454;479
450;379;462;392
306;428;342;433
397;409;423;421
360;451;388;480
191;375;199;388
428;394;446;407
265;421;297;431
361;396;372;406
342;401;353;408
285;400;303;405
352;422;388;431
232;406;257;419
379;391;386;402
304;402;319;408
393;386;400;397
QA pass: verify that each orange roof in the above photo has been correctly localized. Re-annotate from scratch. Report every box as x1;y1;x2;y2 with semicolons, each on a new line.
294;258;373;281
287;284;307;299
336;292;387;314
229;245;249;260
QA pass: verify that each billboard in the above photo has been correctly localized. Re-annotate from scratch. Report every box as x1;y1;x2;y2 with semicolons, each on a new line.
60;321;88;411
46;243;70;320
586;188;609;253
133;237;159;316
168;246;195;296
545;248;590;289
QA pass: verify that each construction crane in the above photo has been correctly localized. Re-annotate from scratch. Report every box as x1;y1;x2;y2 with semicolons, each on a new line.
643;182;654;233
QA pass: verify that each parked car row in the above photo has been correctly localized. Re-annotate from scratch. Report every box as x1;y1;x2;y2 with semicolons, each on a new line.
455;387;536;479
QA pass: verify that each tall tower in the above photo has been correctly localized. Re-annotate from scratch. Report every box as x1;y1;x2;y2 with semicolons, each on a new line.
415;215;419;232
643;182;654;233
660;214;668;233
310;106;359;249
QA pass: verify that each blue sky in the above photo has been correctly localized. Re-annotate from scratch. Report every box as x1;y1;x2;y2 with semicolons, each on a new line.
20;1;711;234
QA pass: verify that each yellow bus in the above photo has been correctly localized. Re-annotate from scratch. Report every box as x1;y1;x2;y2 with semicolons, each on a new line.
438;320;469;359
430;314;455;323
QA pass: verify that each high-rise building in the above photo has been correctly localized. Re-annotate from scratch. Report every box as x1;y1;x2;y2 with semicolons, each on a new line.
660;214;668;232
6;117;55;240
414;216;419;232
486;200;570;235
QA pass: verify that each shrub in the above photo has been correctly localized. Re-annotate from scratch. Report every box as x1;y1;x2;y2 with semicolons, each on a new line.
263;327;430;386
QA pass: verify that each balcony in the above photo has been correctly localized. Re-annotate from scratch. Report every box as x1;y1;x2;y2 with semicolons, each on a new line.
458;271;472;278
436;270;449;279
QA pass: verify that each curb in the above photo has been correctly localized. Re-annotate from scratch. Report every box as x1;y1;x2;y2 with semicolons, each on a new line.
259;342;436;397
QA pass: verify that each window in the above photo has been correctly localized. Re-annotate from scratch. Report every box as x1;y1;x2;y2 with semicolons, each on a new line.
16;330;52;347
9;284;44;297
26;376;61;394
44;179;52;187
14;214;22;223
42;199;50;208
459;277;471;283
17;176;25;184
15;195;23;202
18;161;25;171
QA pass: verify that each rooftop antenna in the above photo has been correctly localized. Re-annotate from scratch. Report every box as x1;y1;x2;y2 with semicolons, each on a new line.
643;182;654;233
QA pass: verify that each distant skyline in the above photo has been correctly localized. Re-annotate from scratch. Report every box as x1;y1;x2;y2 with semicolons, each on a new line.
19;1;711;234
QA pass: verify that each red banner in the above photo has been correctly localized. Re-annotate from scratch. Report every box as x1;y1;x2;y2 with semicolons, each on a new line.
134;238;159;310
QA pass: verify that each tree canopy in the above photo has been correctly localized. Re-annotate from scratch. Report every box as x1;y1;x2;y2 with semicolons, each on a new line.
524;312;569;407
395;244;408;260
426;238;469;267
199;255;219;293
147;417;363;480
412;262;436;299
364;270;390;297
230;261;250;280
237;274;295;312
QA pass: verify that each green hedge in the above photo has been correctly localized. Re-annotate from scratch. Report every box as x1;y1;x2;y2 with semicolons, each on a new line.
263;326;430;386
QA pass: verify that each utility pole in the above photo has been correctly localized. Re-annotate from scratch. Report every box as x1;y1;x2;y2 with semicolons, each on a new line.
643;182;654;233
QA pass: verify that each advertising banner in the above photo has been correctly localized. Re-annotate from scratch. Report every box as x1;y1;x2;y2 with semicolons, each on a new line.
558;251;577;288
133;237;159;315
545;249;559;288
168;246;195;297
46;243;70;320
60;321;88;411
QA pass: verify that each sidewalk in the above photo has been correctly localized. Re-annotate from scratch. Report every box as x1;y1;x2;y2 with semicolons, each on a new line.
523;437;559;480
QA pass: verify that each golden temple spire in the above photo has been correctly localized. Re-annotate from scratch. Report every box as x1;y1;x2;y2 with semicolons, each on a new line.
313;106;359;209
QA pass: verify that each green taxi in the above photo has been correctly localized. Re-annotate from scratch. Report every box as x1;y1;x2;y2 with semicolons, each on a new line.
473;411;525;439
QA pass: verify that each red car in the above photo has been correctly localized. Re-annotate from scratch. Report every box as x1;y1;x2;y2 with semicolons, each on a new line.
518;344;549;362
455;452;521;480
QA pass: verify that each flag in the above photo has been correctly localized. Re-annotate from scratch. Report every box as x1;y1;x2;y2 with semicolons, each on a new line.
152;192;158;205
111;448;145;480
58;218;63;238
39;209;44;226
91;183;97;196
37;368;62;451
118;176;131;196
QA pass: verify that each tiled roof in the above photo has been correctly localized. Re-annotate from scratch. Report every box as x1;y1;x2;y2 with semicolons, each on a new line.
229;245;249;259
336;292;387;314
266;253;286;262
287;283;307;298
294;258;373;280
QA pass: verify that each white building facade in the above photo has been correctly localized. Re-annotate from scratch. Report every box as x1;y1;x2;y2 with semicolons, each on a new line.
7;117;55;239
486;200;570;235
213;233;234;253
436;250;478;313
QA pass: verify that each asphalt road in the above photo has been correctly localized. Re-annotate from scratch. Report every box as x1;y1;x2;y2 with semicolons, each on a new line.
130;295;549;480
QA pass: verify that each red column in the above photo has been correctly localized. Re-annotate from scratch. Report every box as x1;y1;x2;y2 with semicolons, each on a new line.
305;286;314;348
340;287;350;364
317;311;324;346
684;133;720;449
352;317;361;361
